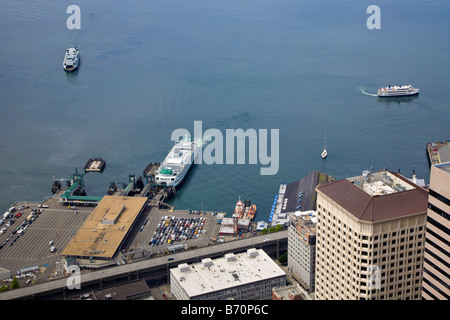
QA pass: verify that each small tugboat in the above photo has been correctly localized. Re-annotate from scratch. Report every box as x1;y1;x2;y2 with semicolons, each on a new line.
247;204;257;220
63;46;80;71
51;180;61;194
107;182;117;195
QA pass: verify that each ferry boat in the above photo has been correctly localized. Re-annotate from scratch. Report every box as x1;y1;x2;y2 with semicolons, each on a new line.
377;85;419;97
63;46;80;71
155;137;200;188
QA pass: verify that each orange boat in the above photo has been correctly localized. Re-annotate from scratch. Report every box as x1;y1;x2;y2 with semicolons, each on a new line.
247;204;257;220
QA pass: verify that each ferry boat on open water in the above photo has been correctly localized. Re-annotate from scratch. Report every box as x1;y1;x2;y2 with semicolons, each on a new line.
377;85;419;97
63;46;80;71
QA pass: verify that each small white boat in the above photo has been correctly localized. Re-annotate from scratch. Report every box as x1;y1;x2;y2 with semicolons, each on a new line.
321;133;327;159
377;85;419;97
63;46;80;71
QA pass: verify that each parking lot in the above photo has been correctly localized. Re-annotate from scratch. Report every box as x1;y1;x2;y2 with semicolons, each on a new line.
0;202;92;270
125;208;221;255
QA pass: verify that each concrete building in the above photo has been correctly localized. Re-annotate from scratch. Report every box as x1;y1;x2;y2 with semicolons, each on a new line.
288;210;317;293
422;162;450;300
170;248;286;300
315;170;428;300
272;283;312;300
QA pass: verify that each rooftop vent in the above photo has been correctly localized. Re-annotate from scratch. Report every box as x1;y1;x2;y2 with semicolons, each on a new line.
225;253;236;262
178;263;190;273
247;248;259;258
202;258;214;268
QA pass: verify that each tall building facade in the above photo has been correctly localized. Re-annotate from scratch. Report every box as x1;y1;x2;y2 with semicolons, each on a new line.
315;171;428;300
422;162;450;300
288;210;317;293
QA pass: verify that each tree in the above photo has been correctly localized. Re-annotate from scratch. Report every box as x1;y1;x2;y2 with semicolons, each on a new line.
10;277;20;289
278;252;288;265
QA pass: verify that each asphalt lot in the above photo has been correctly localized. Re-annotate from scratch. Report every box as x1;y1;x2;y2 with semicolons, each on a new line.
124;207;221;255
0;201;92;272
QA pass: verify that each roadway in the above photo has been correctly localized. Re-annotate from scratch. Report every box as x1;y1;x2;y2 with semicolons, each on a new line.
0;230;287;300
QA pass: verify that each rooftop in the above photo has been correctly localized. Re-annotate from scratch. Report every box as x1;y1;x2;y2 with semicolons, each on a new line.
316;171;428;222
74;280;152;300
62;196;147;259
170;249;286;298
272;283;312;300
282;171;333;213
435;161;450;175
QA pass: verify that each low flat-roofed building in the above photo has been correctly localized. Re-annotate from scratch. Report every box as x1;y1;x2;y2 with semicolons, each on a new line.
219;217;235;235
73;280;152;300
62;196;147;260
272;283;312;300
170;248;286;300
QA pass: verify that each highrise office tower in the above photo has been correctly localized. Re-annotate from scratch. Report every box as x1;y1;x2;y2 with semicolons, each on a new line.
315;170;428;300
422;162;450;300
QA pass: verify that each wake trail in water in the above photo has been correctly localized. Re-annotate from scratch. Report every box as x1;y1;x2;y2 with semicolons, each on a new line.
356;85;378;97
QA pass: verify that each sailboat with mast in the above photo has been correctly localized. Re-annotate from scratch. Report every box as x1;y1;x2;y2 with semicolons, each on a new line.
321;133;328;159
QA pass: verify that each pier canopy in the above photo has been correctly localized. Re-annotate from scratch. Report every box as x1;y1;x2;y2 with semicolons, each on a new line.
62;196;147;260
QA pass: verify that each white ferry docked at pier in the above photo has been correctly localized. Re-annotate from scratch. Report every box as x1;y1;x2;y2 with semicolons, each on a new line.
155;137;200;188
377;85;419;97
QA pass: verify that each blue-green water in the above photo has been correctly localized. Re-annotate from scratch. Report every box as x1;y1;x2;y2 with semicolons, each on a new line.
1;0;449;221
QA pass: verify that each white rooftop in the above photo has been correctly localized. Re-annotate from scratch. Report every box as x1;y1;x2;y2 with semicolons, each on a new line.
348;171;415;196
170;249;286;298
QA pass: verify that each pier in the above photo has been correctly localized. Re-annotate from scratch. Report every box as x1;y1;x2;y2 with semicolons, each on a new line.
426;141;450;166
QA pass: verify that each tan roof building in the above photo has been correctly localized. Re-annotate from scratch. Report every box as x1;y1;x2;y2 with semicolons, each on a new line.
315;170;428;300
316;171;428;222
62;196;147;260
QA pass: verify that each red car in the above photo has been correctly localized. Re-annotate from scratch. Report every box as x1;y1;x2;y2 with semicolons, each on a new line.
14;211;23;218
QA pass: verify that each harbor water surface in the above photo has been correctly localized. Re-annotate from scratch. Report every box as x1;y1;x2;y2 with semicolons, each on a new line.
0;0;449;221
